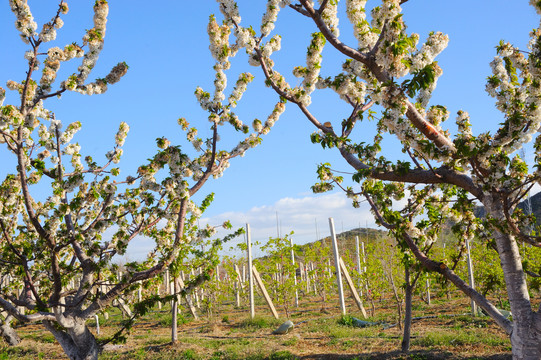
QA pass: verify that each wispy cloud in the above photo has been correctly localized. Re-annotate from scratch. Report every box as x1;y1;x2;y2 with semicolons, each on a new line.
200;192;378;258
124;192;379;261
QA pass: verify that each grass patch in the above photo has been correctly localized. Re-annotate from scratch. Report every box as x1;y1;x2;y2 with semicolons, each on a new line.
282;337;298;346
269;350;298;360
413;329;508;347
238;315;281;330
0;346;46;360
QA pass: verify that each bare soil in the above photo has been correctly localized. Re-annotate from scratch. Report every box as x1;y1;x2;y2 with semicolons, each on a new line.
0;293;512;359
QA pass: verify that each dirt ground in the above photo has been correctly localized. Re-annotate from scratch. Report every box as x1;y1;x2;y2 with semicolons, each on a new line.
1;292;513;360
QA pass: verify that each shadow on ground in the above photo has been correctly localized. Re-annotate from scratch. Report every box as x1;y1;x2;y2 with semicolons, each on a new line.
296;350;511;360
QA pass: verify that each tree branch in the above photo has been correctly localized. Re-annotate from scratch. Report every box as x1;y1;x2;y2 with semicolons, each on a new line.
297;0;457;153
363;192;513;334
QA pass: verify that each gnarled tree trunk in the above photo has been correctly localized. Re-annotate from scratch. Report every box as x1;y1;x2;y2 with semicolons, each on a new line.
0;315;20;346
485;195;541;360
44;319;100;360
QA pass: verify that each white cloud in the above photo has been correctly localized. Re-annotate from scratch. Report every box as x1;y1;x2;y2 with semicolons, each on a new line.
123;191;381;261
199;191;378;258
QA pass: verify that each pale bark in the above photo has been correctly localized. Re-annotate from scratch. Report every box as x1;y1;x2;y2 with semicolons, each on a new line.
484;194;541;360
44;319;99;360
0;315;20;346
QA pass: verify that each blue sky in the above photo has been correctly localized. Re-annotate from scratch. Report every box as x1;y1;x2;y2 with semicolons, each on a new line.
1;1;539;259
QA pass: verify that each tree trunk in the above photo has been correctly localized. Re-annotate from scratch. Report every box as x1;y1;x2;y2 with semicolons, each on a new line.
0;315;20;346
172;277;178;344
387;264;402;331
485;195;541;359
401;267;414;353
44;319;100;360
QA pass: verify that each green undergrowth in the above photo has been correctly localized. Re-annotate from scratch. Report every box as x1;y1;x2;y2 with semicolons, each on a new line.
412;329;509;348
237;315;282;330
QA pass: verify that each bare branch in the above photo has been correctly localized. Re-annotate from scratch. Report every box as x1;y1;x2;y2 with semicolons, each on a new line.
317;0;329;14
289;3;310;17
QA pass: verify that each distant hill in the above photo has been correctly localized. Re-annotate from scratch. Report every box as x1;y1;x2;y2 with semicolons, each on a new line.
474;191;541;226
290;192;541;262
294;227;388;260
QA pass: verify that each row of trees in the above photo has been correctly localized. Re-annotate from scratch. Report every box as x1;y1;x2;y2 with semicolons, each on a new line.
83;229;540;349
2;0;541;359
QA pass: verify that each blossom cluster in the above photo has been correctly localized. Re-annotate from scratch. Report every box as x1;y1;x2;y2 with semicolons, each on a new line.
416;62;443;108
346;0;378;52
410;32;449;72
229;101;284;157
213;66;227;103
485;44;541;159
261;0;283;38
319;0;339;37
291;32;326;106
208;15;232;65
9;0;38;42
228;72;254;107
38;13;64;43
372;1;416;78
40;44;84;94
74;0;108;86
317;73;367;104
115;121;129;147
217;0;241;27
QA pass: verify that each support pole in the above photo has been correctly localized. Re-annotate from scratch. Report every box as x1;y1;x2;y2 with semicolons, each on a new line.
234;264;243;307
95;314;100;335
355;236;362;296
426;278;431;305
329;218;346;316
172;277;178;344
252;266;280;319
465;238;477;316
178;277;198;320
339;257;368;318
291;238;299;308
246;224;255;319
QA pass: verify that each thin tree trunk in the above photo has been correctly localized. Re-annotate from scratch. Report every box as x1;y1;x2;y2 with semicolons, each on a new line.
386;263;402;331
172;277;178;344
401;267;414;353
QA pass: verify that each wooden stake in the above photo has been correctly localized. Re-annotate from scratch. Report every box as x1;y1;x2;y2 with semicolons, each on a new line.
465;238;477;316
178;277;198;320
329;218;346;316
95;314;100;335
246;224;255;319
291;238;299;308
426;278;431;305
339;257;368;318
355;236;362;296
305;263;311;293
252;265;279;319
